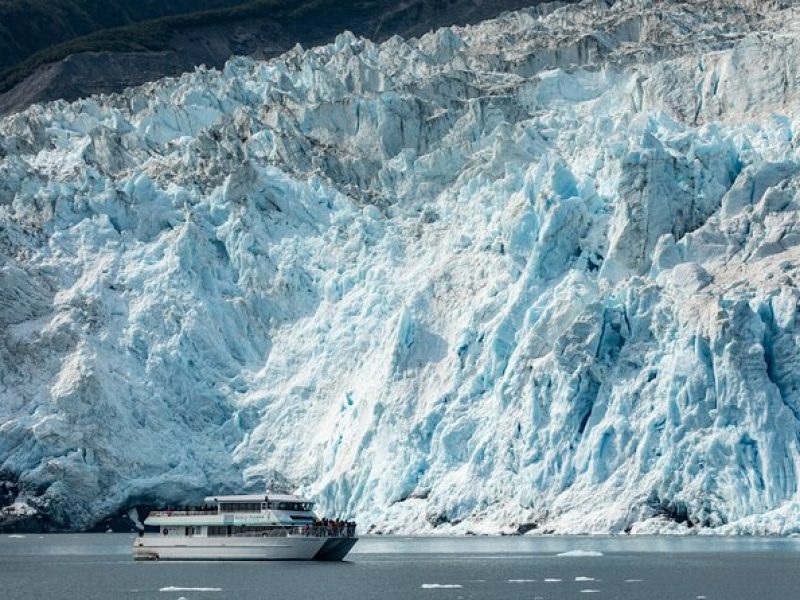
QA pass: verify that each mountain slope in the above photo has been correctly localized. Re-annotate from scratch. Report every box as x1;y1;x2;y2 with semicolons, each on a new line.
2;0;800;534
0;0;557;115
0;0;245;71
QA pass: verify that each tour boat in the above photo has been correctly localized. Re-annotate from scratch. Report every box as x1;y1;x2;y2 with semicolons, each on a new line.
132;493;357;561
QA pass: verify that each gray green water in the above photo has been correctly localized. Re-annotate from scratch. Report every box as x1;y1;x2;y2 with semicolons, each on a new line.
1;533;799;599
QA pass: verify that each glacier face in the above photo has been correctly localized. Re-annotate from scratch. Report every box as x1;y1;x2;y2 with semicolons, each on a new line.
2;0;800;533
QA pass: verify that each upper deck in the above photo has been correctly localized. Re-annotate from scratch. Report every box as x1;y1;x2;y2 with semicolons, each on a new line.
144;493;316;527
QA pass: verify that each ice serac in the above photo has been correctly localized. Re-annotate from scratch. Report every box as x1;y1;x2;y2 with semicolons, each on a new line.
2;0;800;534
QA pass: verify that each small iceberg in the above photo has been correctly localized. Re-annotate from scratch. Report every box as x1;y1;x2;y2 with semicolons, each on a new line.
421;584;463;589
8;534;25;539
556;550;604;557
508;579;536;583
544;578;562;582
575;576;596;582
159;587;222;592
579;589;601;593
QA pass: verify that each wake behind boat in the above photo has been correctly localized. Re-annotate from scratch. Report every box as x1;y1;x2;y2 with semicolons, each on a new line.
132;493;357;561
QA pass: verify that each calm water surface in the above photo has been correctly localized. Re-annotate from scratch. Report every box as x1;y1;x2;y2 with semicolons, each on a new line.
1;533;799;599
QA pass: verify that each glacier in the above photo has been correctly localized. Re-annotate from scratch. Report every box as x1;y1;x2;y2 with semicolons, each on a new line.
2;0;800;534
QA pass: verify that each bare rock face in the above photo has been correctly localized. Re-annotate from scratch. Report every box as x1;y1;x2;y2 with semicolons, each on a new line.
2;0;800;534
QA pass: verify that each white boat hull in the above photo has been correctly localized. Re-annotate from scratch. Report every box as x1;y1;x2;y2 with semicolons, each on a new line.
132;492;358;561
133;536;347;561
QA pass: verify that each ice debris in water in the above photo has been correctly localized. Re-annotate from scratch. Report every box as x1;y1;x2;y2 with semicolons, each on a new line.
2;0;800;535
421;584;463;589
557;550;604;557
158;587;222;592
575;576;597;581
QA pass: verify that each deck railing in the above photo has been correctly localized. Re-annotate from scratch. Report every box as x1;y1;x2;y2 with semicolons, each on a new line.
145;511;357;538
149;510;218;517
227;525;357;539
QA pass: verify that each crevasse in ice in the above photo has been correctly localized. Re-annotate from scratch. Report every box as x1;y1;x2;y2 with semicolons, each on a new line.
2;0;800;533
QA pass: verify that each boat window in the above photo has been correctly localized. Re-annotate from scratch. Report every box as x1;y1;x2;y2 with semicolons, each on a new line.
220;502;263;513
277;502;287;510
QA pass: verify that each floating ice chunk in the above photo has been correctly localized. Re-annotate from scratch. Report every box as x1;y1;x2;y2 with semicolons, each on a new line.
625;579;643;583
575;576;596;581
421;584;463;589
8;534;25;538
544;578;562;582
508;579;536;583
579;590;601;593
159;587;222;592
556;550;604;557
696;596;707;599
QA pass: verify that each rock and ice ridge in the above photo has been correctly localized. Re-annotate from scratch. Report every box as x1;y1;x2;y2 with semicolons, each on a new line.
2;0;800;533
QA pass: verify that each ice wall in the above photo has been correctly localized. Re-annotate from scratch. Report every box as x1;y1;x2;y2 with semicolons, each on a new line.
2;0;800;533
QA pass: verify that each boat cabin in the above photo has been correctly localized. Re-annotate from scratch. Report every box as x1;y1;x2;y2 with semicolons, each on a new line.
208;494;314;513
144;493;326;538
